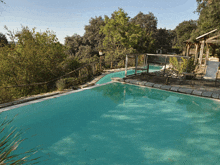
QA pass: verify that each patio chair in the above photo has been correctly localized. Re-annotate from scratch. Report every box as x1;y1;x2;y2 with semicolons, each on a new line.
203;60;220;86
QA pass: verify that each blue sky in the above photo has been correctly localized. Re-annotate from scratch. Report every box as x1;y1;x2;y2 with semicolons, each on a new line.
0;0;199;44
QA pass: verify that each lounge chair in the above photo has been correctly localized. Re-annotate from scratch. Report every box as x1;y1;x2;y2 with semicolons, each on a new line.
203;60;220;86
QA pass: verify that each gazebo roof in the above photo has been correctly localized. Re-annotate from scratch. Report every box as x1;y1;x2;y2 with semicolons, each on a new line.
196;29;218;40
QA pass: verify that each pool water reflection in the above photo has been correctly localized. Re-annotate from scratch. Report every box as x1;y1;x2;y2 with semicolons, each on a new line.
1;82;220;164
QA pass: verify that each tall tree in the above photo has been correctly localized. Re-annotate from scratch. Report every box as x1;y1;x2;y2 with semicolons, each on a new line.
83;16;106;49
64;34;84;56
99;8;142;67
154;28;177;51
130;12;157;34
174;20;197;50
100;8;142;51
130;12;157;53
195;0;220;35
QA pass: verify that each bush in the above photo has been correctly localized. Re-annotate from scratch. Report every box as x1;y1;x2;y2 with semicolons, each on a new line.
169;57;197;74
56;79;65;91
117;60;125;68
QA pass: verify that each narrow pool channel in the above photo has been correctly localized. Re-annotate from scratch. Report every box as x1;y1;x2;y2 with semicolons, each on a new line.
96;65;162;84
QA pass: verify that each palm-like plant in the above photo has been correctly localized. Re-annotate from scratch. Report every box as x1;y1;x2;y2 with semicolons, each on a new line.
0;115;41;164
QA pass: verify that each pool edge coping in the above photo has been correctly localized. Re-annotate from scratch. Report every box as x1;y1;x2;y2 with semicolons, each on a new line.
0;82;113;112
112;78;220;102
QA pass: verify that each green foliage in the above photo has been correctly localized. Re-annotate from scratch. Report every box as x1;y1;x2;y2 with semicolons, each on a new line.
56;79;65;91
60;56;81;73
130;12;157;53
100;8;143;50
0;26;68;101
155;28;177;51
174;20;197;50
0;33;8;47
194;0;220;37
64;34;84;56
75;45;93;63
99;8;142;68
0;115;40;164
83;16;106;49
169;57;197;74
0;88;14;103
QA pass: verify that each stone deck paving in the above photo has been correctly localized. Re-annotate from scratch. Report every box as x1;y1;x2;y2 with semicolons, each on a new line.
111;77;220;100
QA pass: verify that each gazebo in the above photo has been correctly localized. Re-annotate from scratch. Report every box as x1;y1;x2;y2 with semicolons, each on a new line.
184;29;220;67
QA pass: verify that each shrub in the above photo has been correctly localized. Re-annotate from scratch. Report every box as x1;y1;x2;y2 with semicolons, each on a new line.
56;79;65;91
169;57;196;74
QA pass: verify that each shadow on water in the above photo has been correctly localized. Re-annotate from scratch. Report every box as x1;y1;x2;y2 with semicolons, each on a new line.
1;82;220;164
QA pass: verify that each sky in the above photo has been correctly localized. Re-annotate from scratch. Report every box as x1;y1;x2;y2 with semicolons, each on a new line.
0;0;199;45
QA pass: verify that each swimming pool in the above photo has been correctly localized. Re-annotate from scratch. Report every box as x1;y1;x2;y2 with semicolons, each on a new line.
1;82;220;164
96;65;162;84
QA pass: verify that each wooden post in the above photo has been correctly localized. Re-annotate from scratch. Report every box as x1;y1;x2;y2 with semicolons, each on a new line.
147;61;149;74
194;43;199;65
125;55;128;77
186;57;189;73
146;54;149;73
186;43;190;56
204;43;210;66
135;55;138;75
92;64;95;75
199;40;205;65
163;56;167;76
100;56;101;70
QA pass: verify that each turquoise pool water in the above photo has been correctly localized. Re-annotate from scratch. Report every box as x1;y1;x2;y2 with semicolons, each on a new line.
96;65;162;84
1;83;220;164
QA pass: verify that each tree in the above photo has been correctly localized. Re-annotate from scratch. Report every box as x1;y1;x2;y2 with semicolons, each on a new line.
154;28;177;51
99;8;142;67
83;16;106;50
0;26;67;97
0;32;8;47
174;20;197;50
64;34;84;56
130;12;158;53
130;12;157;34
75;45;93;63
195;0;220;35
100;8;142;50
